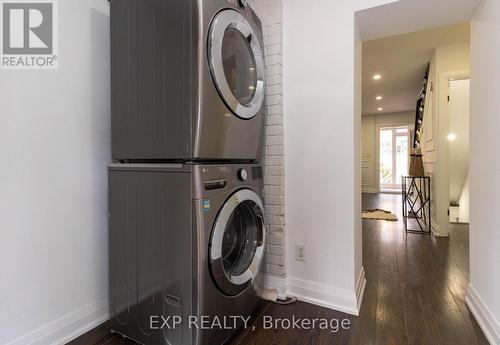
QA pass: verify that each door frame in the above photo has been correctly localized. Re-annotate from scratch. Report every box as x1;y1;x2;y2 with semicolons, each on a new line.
434;70;471;235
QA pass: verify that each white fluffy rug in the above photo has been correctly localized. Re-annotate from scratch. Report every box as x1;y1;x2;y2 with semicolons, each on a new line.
362;209;398;221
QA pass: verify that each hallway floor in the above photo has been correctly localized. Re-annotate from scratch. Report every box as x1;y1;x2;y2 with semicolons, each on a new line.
68;193;488;345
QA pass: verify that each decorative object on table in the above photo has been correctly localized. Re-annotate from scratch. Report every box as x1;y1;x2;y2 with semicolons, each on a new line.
413;63;430;148
402;176;431;234
409;147;425;177
362;209;398;221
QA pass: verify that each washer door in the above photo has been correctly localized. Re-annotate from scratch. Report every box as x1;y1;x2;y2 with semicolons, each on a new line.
208;10;265;119
209;189;266;296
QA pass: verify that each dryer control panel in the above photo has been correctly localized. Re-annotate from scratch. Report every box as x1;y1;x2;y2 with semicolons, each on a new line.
226;0;248;9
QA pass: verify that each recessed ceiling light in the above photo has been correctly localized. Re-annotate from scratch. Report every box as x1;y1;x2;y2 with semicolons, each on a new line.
378;107;383;111
447;133;457;141
373;74;382;80
376;96;383;100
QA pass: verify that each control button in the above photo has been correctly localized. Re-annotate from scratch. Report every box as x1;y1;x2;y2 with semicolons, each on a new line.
238;0;247;8
238;168;248;181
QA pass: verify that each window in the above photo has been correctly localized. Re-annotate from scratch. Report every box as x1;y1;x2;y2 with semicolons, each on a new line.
380;126;409;190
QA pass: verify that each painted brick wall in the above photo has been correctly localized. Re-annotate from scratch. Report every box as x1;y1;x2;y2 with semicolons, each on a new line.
247;0;285;277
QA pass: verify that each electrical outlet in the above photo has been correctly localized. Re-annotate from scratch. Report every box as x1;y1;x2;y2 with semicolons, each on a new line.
296;244;306;262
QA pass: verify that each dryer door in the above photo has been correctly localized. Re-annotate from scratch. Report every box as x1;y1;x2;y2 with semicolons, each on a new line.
209;189;266;296
208;9;265;119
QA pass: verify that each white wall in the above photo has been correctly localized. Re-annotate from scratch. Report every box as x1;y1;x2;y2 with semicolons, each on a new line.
421;42;470;236
458;173;469;223
467;0;500;343
0;1;111;344
448;79;470;210
361;111;414;192
283;0;394;315
435;43;470;235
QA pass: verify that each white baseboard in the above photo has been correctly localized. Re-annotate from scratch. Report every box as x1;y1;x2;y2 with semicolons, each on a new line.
286;268;365;316
431;221;448;237
8;270;367;345
466;284;500;345
355;267;367;313
5;297;109;345
362;188;380;194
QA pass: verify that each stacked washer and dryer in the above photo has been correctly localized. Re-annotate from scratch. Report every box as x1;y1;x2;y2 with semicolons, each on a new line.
108;0;267;344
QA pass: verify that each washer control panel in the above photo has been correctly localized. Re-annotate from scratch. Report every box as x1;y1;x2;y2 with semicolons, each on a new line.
196;165;263;198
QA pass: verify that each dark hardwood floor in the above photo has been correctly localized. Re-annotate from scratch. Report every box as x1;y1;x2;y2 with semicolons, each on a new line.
67;193;488;345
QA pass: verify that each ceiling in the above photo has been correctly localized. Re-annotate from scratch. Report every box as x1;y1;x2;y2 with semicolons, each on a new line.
356;0;480;41
362;23;470;115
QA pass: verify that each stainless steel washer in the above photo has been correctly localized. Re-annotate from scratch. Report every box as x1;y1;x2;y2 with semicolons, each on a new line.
208;188;265;296
195;163;266;345
108;163;266;345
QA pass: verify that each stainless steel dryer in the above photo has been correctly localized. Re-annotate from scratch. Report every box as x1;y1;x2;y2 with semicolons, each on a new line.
108;163;266;345
110;0;266;161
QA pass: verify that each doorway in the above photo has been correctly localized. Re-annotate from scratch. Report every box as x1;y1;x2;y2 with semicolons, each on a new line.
379;126;409;191
448;78;470;224
355;2;486;343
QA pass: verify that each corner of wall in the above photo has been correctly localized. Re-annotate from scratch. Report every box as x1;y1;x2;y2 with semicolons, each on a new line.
354;13;364;288
5;298;109;345
466;284;500;345
248;0;286;279
285;274;364;316
259;267;366;316
469;3;500;342
257;273;288;300
433;42;471;237
355;266;367;314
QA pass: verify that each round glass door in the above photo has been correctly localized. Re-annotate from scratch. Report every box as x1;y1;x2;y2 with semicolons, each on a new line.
222;28;257;105
210;189;265;296
208;10;265;119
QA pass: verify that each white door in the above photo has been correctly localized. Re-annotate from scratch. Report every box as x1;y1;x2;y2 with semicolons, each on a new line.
380;126;410;190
